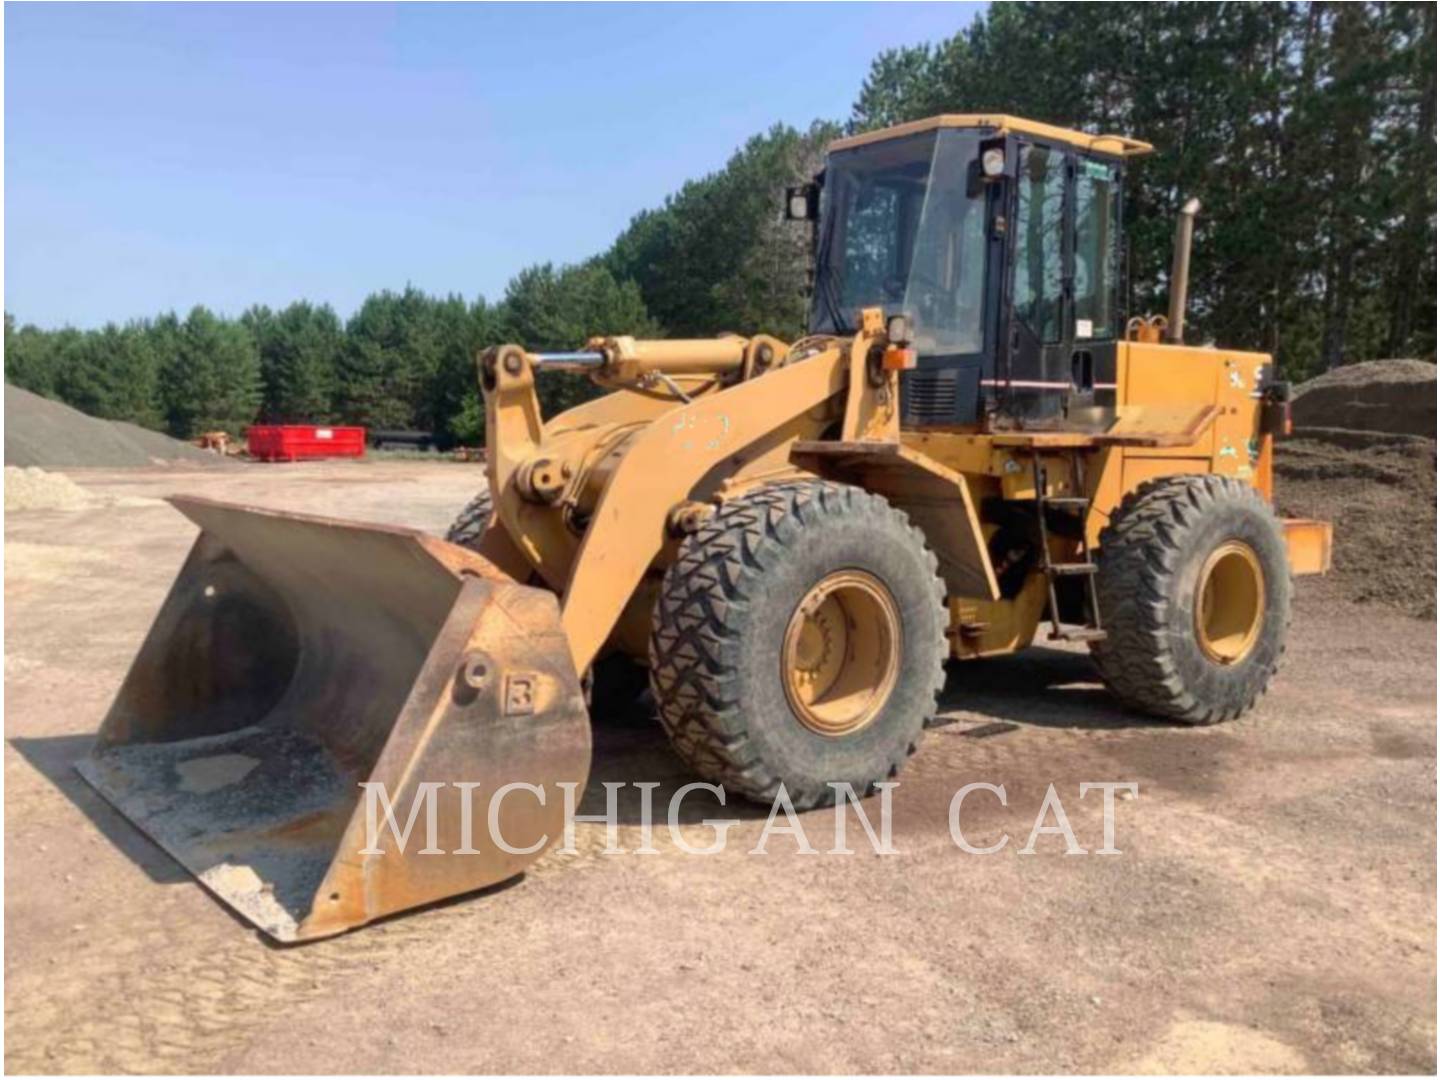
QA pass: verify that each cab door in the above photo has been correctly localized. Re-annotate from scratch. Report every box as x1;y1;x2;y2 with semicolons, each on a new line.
1003;140;1073;421
1001;142;1123;423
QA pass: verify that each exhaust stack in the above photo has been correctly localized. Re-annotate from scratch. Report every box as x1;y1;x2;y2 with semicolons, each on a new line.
1165;197;1201;344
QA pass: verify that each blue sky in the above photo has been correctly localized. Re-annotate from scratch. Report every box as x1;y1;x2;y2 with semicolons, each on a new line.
5;2;984;328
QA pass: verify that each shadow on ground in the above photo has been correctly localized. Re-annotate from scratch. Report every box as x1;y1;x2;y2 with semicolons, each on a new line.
937;645;1171;732
9;732;192;885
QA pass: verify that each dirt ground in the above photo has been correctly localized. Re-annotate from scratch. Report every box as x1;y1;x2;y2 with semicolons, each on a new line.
4;460;1436;1074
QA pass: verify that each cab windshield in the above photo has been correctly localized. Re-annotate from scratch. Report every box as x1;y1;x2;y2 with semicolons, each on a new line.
811;129;987;355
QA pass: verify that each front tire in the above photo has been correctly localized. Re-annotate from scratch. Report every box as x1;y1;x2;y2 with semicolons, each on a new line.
649;481;947;808
1090;475;1291;725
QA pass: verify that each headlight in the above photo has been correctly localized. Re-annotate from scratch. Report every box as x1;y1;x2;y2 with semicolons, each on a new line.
981;147;1006;177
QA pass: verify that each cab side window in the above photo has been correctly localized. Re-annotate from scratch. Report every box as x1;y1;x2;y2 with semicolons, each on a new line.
1074;159;1118;339
1013;146;1065;343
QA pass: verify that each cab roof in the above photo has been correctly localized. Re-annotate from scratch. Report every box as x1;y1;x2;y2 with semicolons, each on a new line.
828;114;1154;159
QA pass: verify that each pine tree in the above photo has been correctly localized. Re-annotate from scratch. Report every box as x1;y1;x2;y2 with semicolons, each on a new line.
159;306;261;437
4;315;69;397
245;302;342;422
335;287;445;431
604;122;837;339
54;323;161;426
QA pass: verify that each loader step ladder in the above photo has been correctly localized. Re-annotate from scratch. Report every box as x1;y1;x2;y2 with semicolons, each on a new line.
1029;452;1107;644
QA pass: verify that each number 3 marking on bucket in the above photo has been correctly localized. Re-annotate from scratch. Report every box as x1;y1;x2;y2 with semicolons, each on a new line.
504;674;537;716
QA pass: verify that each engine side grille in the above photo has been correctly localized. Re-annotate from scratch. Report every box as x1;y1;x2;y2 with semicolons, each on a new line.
902;367;974;426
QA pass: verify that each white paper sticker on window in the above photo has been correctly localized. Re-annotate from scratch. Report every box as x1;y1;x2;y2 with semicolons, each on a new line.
1075;318;1094;339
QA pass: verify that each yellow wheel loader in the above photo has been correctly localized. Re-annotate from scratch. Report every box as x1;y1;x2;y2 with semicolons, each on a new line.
79;115;1332;941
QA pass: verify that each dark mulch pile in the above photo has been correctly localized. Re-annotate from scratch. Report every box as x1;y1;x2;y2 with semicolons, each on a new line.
1290;358;1435;437
1276;424;1436;619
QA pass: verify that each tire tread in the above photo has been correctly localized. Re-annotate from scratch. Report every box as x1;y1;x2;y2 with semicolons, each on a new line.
649;480;947;808
444;486;494;551
1090;474;1291;725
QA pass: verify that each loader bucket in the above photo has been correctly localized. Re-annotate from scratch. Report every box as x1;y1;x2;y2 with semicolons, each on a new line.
77;496;591;942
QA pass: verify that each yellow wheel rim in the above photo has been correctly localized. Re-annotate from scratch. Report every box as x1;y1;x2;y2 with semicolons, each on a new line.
782;570;901;737
1195;540;1266;665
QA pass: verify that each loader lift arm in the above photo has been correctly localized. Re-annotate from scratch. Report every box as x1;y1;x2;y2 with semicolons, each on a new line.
480;329;898;674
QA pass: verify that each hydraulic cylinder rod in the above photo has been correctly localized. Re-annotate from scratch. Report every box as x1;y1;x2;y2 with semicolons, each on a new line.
531;351;607;370
530;337;748;377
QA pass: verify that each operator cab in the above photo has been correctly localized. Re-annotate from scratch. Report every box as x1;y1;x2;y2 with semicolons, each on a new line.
795;115;1152;429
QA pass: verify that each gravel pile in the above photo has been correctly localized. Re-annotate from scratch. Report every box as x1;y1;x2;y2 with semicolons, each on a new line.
4;384;230;468
1276;360;1437;619
4;465;95;511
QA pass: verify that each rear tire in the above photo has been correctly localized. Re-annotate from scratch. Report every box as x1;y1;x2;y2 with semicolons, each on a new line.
445;485;494;552
1090;475;1291;725
650;481;947;808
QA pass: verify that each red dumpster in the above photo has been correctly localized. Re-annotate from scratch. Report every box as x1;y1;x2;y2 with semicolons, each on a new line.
246;425;366;462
